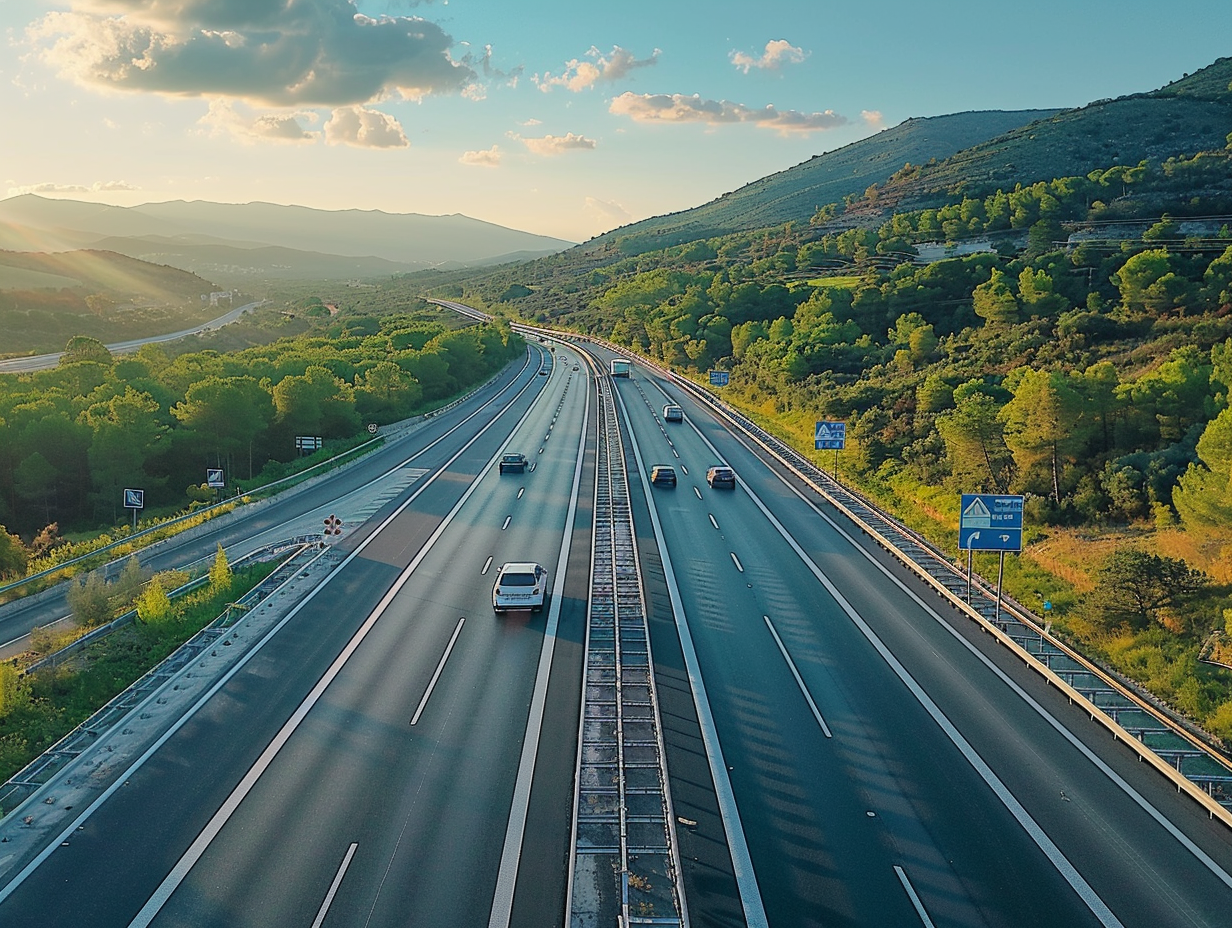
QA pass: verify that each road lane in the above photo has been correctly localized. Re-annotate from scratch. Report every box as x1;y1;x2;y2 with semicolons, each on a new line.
618;357;1232;928
0;348;588;927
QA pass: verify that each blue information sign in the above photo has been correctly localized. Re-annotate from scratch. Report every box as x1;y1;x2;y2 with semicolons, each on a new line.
814;421;846;450
123;488;145;510
709;370;730;386
206;468;225;488
959;493;1023;551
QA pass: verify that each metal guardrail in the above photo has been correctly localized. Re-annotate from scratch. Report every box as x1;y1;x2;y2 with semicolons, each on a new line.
652;364;1232;821
569;367;687;927
0;539;324;814
435;300;1232;822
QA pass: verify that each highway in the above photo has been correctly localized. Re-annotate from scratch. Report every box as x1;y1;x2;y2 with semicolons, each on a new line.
0;302;261;374
0;333;1230;927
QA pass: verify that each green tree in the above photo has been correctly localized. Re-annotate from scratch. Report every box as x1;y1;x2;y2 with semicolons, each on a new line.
1173;405;1232;532
1087;550;1207;631
60;335;113;366
972;268;1019;325
66;571;112;627
935;382;1012;492
1114;249;1193;316
209;544;233;594
172;377;274;479
136;575;172;624
999;369;1085;502
0;526;27;580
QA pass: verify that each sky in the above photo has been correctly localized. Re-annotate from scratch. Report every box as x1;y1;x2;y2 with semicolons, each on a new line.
3;1;1231;243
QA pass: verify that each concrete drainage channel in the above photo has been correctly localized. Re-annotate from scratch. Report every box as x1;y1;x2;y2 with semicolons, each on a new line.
567;375;687;927
0;538;342;882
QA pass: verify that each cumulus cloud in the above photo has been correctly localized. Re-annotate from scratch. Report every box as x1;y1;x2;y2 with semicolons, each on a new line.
609;92;846;135
537;45;659;93
459;145;502;167
199;99;318;143
862;109;884;127
519;132;597;155
29;0;475;107
324;105;410;148
8;180;140;196
730;39;807;73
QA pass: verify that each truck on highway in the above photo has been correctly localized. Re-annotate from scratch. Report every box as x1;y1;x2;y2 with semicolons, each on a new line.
610;358;631;378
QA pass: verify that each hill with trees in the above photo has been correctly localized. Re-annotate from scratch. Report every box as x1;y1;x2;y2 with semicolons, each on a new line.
396;56;1232;747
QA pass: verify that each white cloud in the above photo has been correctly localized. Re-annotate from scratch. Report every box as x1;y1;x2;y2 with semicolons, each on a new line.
324;106;410;149
520;118;542;127
520;133;597;155
460;145;502;167
29;0;474;107
198;99;318;144
7;180;140;196
730;40;807;74
584;196;632;227
862;109;884;127
609;92;846;135
537;45;659;93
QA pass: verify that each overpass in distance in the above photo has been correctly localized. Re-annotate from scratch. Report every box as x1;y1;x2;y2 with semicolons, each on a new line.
0;309;1227;927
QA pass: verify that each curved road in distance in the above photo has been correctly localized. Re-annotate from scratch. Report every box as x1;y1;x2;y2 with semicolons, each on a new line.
0;301;262;374
600;346;1232;928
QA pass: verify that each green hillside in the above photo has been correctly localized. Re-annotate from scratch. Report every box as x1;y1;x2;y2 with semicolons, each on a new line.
851;57;1232;215
0;249;215;303
589;109;1059;252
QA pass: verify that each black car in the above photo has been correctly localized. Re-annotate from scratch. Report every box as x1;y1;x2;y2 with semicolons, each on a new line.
499;452;529;474
650;465;677;487
706;465;736;489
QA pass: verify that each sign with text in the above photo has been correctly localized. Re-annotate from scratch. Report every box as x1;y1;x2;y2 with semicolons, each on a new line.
814;420;847;450
295;436;324;452
959;493;1024;551
123;488;145;510
709;370;730;386
206;468;225;488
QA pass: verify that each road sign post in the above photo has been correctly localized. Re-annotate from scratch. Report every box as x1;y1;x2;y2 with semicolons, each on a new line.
123;487;144;531
323;514;343;543
814;421;846;477
959;493;1024;620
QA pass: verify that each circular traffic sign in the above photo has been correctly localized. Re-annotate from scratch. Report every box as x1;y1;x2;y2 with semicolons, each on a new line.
367;423;378;434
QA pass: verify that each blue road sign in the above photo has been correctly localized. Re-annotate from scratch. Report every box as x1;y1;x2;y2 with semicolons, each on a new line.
960;493;1023;551
206;468;225;488
814;420;846;450
709;370;730;386
123;488;145;510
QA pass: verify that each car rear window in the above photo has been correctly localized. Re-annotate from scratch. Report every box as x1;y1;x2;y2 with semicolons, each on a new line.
501;572;537;586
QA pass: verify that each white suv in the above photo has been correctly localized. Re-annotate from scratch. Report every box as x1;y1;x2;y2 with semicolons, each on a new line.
492;562;548;613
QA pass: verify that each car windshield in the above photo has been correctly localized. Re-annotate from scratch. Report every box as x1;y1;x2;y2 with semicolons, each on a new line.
503;454;522;461
501;572;537;586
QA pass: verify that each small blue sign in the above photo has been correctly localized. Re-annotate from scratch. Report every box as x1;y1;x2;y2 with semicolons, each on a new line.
960;494;1023;551
206;468;225;488
814;420;846;450
709;370;730;386
123;488;145;510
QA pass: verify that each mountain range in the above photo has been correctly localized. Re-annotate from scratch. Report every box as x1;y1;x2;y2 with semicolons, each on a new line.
0;198;575;283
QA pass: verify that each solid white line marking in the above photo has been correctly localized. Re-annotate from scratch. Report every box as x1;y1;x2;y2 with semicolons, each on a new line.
616;388;768;928
311;843;358;928
708;514;719;530
730;552;743;573
501;516;511;530
482;556;493;575
740;480;1126;928
118;386;540;928
894;866;937;928
411;618;465;726
487;370;590;928
762;451;1232;892
764;616;831;738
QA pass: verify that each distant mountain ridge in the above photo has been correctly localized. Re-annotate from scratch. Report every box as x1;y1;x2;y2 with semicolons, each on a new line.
586;109;1061;249
0;197;575;278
